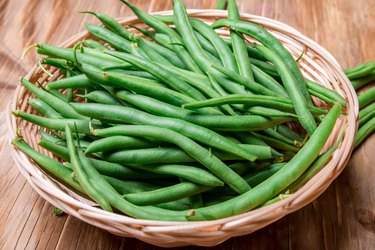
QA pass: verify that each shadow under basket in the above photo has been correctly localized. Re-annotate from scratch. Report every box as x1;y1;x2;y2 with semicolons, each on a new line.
7;10;358;247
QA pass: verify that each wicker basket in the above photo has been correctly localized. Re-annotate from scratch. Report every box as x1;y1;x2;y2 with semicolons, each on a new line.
7;10;358;247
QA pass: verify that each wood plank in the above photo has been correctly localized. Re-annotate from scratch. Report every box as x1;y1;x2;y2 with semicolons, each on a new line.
0;0;374;249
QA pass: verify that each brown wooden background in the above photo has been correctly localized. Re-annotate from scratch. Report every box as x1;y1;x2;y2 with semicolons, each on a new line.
0;0;374;249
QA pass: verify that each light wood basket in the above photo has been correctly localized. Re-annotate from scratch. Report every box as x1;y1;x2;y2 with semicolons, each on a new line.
7;10;358;247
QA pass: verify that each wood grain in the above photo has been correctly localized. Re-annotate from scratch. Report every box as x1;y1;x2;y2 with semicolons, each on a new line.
0;0;374;249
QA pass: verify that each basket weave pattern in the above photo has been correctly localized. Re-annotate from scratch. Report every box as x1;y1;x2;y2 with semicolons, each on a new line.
7;10;358;247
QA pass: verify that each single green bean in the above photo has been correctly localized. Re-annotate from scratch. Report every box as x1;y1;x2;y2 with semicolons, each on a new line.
46;74;92;90
359;102;375;126
28;98;63;119
358;86;375;109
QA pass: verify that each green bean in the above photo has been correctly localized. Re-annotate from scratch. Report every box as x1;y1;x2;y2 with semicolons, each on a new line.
211;64;282;97
85;24;132;53
189;17;238;72
358;86;375;109
350;72;375;90
77;90;123;106
136;38;174;67
12;137;82;192
182;94;327;115
116;92;292;131
193;30;220;58
359;102;375;126
65;124;112;211
287;128;344;193
104;144;274;164
249;58;279;78
39;139;165;179
85;135;156;154
262;128;301;147
344;62;375;80
276;125;305;142
103;50;206;101
38;44;131;69
129;164;224;186
216;0;227;9
13;110;96;134
122;0;202;73
212;19;313;105
20;78;86;119
228;0;253;79
355;116;375;148
252;132;300;152
124;182;212;206
254;44;317;135
28;98;63;119
46;74;92;90
93;125;251;193
244;163;286;188
306;79;346;106
70;103;258;162
228;162;255;176
103;176;161;194
185;103;341;220
247;106;298;118
252;65;288;97
81;63;198;109
82;39;107;50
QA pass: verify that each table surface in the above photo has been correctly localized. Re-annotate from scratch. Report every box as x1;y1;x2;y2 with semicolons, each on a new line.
1;0;374;249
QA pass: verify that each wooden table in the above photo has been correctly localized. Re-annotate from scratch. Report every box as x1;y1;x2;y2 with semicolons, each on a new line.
1;0;374;249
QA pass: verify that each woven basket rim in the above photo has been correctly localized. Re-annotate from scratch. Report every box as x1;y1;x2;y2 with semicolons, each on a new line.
7;9;358;247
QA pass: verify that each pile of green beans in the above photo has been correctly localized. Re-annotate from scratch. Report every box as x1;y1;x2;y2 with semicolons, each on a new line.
345;62;375;148
13;0;361;221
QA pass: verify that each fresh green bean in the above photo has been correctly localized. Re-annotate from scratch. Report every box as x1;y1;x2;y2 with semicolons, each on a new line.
261;128;301;147
128;164;224;186
254;44;317;135
20;78;86;119
46;74;92;90
28;98;63;119
244;163;286;188
247;106;298;118
287;128;344;193
344;62;375;80
82;39;107;50
12;137;82;192
252;132;300;152
13;110;97;134
182;94;327;115
65;124;112;211
104;144;274;164
252;65;288;97
350;72;375;90
228;0;253;79
306;79;347;106
358;86;375;109
124;182;212;206
211;64;282;97
85;135;156;154
276;125;305;142
77;90;123;106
